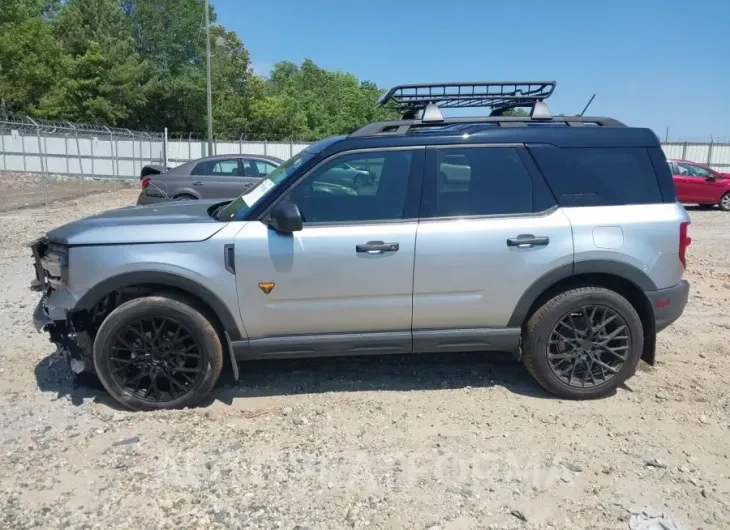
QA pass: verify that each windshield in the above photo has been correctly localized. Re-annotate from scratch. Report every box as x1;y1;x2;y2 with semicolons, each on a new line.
216;150;314;221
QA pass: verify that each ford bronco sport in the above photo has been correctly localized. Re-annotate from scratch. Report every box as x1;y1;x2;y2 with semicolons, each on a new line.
31;81;691;411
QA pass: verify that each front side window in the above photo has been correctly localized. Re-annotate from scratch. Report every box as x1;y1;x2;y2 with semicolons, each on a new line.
288;150;415;224
677;162;711;178
424;147;534;217
244;159;278;177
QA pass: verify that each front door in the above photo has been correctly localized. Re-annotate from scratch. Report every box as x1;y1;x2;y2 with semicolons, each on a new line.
413;145;573;335
234;148;424;353
673;162;716;203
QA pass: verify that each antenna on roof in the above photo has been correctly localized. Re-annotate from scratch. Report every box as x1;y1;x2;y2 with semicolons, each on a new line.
579;94;596;116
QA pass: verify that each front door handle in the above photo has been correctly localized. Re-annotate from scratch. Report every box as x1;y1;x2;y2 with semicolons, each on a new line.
192;181;204;186
356;241;400;254
506;235;550;248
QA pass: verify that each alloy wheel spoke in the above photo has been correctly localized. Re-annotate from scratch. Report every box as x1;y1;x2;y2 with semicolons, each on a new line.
591;357;620;374
598;325;628;344
598;343;628;361
593;313;617;335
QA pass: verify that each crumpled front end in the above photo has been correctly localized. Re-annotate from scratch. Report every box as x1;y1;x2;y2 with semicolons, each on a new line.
30;237;91;373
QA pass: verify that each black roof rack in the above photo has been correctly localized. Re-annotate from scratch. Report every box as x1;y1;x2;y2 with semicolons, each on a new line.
377;81;556;118
349;80;624;137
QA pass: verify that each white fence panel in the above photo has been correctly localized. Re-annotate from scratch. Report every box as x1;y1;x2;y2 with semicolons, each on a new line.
3;125;730;178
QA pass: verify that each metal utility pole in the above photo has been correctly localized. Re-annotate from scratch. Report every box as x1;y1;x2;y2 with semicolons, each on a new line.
204;0;214;156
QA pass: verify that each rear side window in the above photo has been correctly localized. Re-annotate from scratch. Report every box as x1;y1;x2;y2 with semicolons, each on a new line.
192;158;240;176
422;147;536;218
530;146;663;206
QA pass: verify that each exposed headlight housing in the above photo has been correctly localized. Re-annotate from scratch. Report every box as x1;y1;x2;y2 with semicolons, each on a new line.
40;242;69;288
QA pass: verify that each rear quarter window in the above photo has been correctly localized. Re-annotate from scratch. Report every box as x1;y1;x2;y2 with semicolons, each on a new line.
529;146;664;206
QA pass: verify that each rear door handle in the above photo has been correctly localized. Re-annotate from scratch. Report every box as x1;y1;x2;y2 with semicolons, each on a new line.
356;241;399;254
506;235;550;247
192;181;204;186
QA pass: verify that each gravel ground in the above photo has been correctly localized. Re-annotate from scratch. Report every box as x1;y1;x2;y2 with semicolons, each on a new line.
0;192;729;529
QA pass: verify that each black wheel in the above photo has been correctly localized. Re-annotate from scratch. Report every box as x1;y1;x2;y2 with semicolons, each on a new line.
522;287;644;399
720;192;730;212
93;296;223;411
173;193;196;201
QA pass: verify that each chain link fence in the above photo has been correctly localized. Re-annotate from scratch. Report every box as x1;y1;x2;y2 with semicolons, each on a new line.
0;117;166;210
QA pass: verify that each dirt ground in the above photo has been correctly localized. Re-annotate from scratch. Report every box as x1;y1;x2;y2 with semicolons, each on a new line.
0;172;134;212
0;190;728;530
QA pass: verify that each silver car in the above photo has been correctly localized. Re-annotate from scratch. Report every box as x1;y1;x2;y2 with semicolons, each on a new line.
137;154;283;204
31;81;690;411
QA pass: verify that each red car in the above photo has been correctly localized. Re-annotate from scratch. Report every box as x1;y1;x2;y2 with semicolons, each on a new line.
668;159;730;211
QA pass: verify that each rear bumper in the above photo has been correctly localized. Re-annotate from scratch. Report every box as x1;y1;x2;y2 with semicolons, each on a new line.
136;190;168;206
646;280;690;333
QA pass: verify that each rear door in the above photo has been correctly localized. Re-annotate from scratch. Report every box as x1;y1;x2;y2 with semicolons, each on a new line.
412;145;573;339
189;157;253;199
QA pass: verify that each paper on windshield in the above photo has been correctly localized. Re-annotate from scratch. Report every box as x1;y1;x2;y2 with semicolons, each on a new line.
242;179;275;207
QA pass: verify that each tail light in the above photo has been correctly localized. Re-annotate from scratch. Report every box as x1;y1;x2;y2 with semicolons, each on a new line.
141;177;150;189
679;221;691;268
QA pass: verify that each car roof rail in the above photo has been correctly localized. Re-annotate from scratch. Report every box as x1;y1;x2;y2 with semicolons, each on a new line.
350;80;625;137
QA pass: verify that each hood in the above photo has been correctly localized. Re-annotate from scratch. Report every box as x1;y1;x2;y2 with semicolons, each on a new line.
47;199;228;246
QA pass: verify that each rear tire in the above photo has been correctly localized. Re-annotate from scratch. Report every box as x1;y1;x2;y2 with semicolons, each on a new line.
93;296;223;411
522;287;644;399
720;192;730;212
173;193;197;201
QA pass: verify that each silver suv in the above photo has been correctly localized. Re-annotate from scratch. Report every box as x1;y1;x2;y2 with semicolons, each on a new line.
31;81;691;410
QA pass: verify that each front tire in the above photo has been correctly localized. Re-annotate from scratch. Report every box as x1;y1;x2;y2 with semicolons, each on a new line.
720;192;730;212
522;287;644;399
93;296;223;411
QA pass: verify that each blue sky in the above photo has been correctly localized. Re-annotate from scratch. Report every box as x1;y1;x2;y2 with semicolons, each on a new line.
214;0;729;141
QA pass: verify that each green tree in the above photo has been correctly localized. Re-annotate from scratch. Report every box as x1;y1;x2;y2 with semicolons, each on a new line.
35;40;149;124
0;0;65;116
251;59;397;140
34;0;148;125
52;0;132;56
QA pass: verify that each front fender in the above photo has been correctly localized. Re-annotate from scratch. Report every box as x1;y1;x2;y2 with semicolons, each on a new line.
68;240;246;341
74;270;245;341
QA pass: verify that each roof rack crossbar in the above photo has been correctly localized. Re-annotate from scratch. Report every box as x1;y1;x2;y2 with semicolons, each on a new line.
377;81;556;118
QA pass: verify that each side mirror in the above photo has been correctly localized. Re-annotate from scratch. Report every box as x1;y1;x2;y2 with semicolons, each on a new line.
268;201;303;233
706;176;716;182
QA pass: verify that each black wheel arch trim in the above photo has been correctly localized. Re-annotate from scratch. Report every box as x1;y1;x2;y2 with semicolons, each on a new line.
74;271;244;341
507;259;658;328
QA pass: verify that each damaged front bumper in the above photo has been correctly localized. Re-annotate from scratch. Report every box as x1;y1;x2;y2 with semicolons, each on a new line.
33;293;88;374
30;238;89;374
